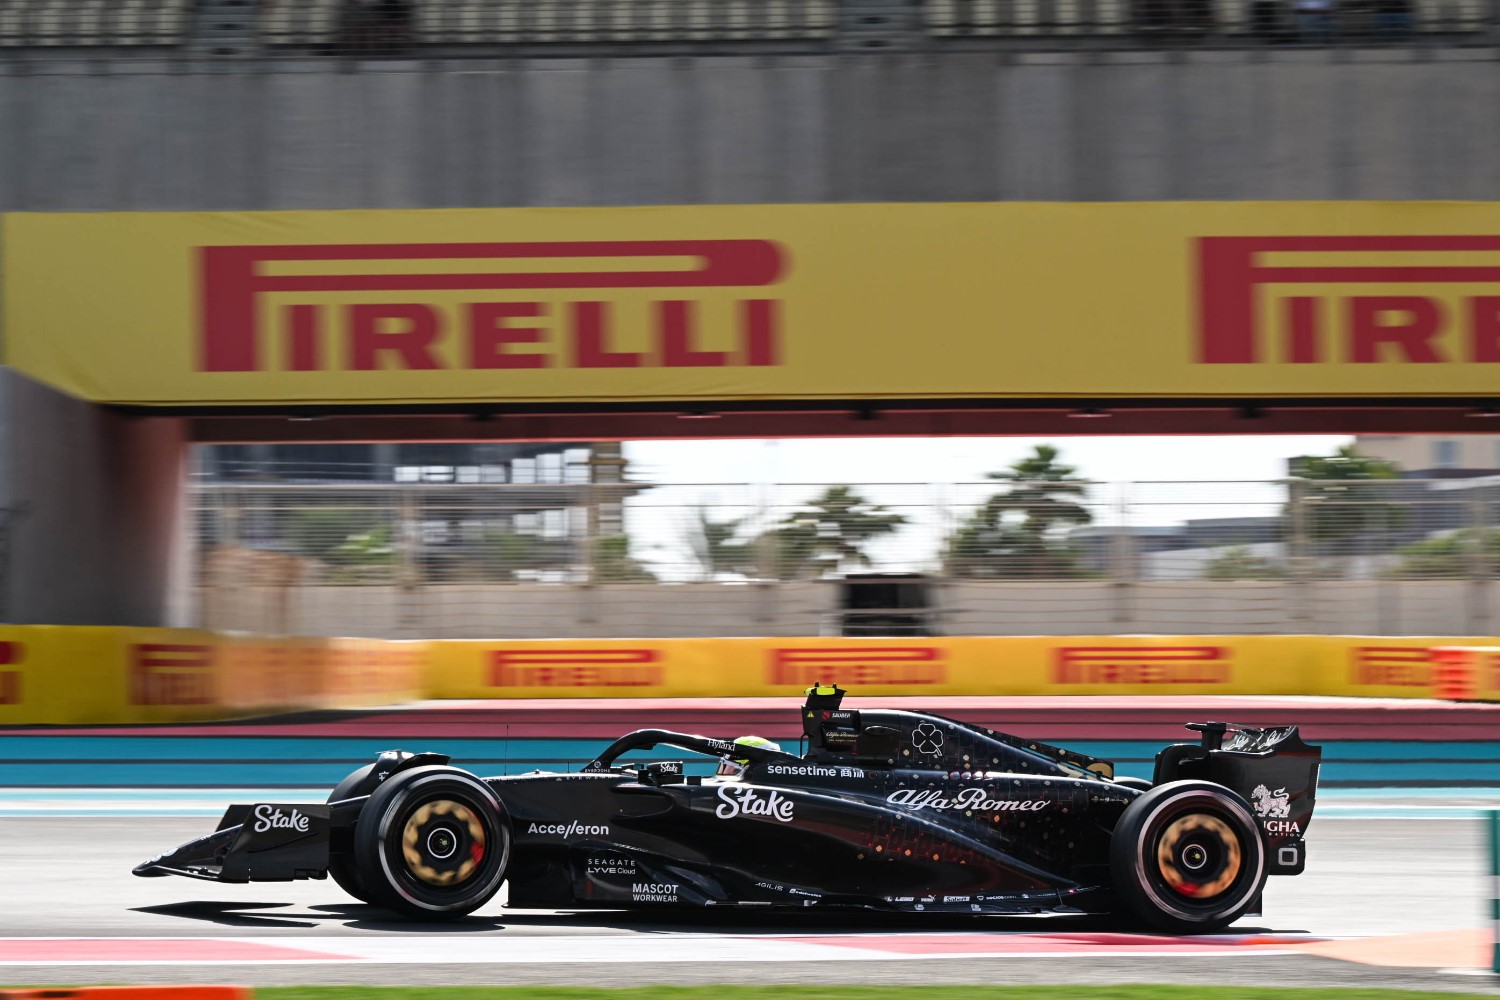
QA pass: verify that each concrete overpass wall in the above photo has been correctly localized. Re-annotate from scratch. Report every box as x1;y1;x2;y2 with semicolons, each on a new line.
1;51;1498;213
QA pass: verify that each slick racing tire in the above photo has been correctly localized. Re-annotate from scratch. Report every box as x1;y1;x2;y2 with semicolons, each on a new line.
1109;780;1266;934
327;764;378;905
353;765;510;920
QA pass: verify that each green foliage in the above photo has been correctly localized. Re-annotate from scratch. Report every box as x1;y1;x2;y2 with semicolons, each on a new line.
1288;444;1405;552
285;507;394;569
1202;545;1284;581
683;508;760;580
592;533;658;583
1391;528;1500;578
770;485;907;579
946;445;1093;579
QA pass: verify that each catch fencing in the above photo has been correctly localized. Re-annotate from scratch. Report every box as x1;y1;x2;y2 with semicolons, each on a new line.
191;467;1500;639
0;0;1492;54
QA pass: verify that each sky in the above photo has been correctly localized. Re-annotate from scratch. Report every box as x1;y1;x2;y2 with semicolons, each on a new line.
621;434;1351;578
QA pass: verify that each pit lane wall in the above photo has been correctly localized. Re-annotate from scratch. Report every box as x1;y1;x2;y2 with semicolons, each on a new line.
0;629;1497;725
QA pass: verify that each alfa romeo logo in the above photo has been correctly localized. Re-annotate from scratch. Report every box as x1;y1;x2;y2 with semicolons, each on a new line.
912;723;944;755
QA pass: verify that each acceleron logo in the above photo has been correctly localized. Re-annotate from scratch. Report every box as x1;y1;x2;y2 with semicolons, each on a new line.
198;239;787;374
1196;235;1500;364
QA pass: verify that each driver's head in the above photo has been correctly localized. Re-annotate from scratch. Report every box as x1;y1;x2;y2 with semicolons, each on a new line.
715;735;782;777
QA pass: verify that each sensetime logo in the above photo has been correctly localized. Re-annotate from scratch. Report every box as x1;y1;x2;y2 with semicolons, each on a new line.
1197;235;1500;365
198;239;786;374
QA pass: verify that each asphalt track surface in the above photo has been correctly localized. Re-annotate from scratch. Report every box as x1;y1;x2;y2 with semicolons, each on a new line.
0;815;1496;990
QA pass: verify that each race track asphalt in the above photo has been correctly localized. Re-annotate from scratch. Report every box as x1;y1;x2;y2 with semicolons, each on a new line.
0;815;1495;991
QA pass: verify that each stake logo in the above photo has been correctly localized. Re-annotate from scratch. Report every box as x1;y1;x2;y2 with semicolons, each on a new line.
129;644;217;705
0;642;21;706
766;646;945;686
1197;235;1500;365
488;648;663;688
1052;646;1230;685
199;239;787;374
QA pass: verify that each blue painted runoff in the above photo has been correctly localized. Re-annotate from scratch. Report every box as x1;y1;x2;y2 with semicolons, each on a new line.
0;736;1496;787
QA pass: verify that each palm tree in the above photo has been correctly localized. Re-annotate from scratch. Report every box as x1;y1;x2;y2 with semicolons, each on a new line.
946;445;1093;578
682;507;759;580
771;485;907;579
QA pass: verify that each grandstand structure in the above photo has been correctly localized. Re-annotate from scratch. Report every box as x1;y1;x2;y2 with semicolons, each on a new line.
0;0;1491;52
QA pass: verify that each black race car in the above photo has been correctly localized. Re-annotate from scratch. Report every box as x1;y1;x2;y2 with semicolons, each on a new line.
136;685;1321;932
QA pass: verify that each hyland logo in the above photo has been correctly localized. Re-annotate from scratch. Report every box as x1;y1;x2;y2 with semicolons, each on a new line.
1350;646;1431;686
129;644;216;705
1052;646;1229;685
0;641;22;706
1197;235;1500;365
198;239;786;374
488;648;663;688
766;646;946;687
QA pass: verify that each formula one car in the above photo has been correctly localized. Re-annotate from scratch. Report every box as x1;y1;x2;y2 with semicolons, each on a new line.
135;685;1321;932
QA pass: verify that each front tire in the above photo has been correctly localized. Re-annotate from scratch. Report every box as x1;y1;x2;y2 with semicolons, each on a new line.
1109;780;1266;933
353;765;510;920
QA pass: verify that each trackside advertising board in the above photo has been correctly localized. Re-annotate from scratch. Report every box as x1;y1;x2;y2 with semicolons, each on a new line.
9;203;1500;405
0;630;1494;724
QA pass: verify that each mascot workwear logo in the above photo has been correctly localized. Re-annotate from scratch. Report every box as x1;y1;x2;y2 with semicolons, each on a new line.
1197;235;1500;365
1052;646;1230;685
198;240;786;374
714;786;795;823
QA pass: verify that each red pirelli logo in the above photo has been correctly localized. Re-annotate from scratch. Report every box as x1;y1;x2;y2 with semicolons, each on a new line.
1350;646;1431;687
0;641;21;706
1053;646;1230;685
488;648;663;688
1198;235;1500;365
200;240;786;374
766;647;946;687
129;644;217;705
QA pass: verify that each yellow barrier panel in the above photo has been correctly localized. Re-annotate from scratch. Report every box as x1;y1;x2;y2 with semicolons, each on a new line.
0;629;1495;725
0;626;424;725
423;634;1500;701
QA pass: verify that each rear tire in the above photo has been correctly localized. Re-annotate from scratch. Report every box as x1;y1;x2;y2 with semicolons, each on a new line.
327;764;378;904
353;765;510;920
1109;780;1265;933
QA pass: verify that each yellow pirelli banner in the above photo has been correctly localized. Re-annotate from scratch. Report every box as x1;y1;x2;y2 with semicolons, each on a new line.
422;634;1499;701
0;630;1493;725
0;627;424;725
9;203;1500;406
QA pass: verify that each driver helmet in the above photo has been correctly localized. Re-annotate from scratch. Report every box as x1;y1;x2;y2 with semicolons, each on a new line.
715;735;782;778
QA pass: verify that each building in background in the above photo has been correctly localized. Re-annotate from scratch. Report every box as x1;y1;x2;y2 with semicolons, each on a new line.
1355;435;1500;477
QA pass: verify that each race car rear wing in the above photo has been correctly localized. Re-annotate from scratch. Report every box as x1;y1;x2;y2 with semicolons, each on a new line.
1156;721;1322;876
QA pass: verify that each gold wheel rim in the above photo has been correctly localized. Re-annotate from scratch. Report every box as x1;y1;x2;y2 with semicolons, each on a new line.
1156;813;1241;899
400;798;486;887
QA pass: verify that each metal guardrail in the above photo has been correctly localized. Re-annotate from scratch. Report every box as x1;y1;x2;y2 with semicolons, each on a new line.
0;0;1491;54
